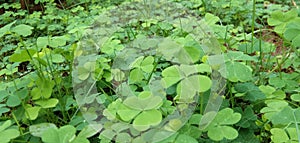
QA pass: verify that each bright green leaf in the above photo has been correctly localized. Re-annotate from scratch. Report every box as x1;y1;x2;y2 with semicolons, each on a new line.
133;109;162;131
30;123;57;138
35;98;59;108
11;24;33;37
0;21;15;38
9;49;36;62
25;106;41;120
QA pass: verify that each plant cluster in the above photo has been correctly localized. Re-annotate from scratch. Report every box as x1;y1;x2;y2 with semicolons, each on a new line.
0;0;299;143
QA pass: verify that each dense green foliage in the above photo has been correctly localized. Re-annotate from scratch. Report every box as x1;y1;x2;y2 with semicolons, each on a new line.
0;0;300;142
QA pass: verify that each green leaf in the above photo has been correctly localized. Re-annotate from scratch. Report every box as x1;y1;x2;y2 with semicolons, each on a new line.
30;123;57;138
115;133;132;143
99;129;116;141
9;49;36;62
0;104;10;116
205;108;241;141
158;38;195;64
11;24;33;37
162;65;182;88
213;108;241;125
49;36;67;48
51;54;65;63
37;37;48;48
35;98;59;108
140;56;154;73
78;124;101;138
37;36;67;48
0;120;20;143
42;125;76;143
176;75;212;101
123;91;163;111
164;119;183;132
30;79;55;100
175;134;198;143
260;100;289;120
102;39;124;56
291;94;300;102
270;128;290;143
219;61;253;82
25;106;41;120
224;51;257;62
269;77;285;88
129;69;144;83
204;13;220;25
6;94;21;107
133;109;162;131
267;9;299;34
0;21;15;38
270;106;298;125
284;19;300;47
235;82;265;102
207;126;238;141
117;104;140;122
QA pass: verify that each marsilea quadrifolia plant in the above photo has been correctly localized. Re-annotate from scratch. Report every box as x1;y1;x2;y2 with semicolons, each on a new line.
72;0;230;142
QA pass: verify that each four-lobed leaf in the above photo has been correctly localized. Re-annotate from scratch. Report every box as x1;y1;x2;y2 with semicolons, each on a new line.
0;120;20;143
205;108;241;141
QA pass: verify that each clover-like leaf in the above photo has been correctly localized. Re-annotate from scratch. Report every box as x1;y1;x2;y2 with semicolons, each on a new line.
205;108;241;141
176;75;212;101
9;49;36;62
162;64;211;89
77;62;96;80
35;98;59;108
6;94;21;107
0;120;20;143
11;24;33;37
175;134;198;143
235;82;265;102
284;19;300;47
140;56;154;73
0;21;15;38
161;65;182;88
164;119;183;132
51;54;65;63
267;9;299;34
224;51;257;62
123;91;163;111
0;104;10;116
260;100;289;120
30;78;55;100
270;106;300;125
30;123;57;138
270;128;299;143
102;39;124;56
207;126;238;141
49;36;67;48
219;61;253;82
117;103;140;122
129;68;144;83
42;125;89;143
158;38;196;64
25;106;41;120
291;94;300;102
133;109;162;131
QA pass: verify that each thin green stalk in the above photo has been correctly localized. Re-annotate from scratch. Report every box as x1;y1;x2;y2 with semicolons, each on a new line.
251;0;256;52
11;112;23;135
200;93;204;114
146;56;161;84
17;34;45;80
44;42;67;121
227;81;234;108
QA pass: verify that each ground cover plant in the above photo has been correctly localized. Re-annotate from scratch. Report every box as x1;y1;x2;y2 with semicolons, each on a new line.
0;0;299;142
